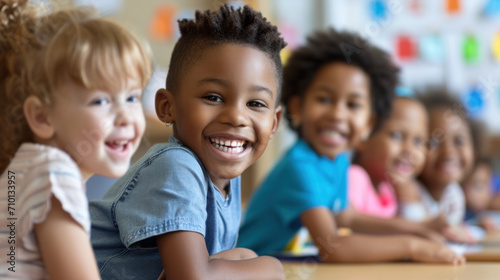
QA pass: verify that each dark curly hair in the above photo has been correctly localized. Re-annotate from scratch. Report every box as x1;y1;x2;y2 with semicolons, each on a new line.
282;28;399;132
416;88;468;119
416;87;473;153
166;4;286;103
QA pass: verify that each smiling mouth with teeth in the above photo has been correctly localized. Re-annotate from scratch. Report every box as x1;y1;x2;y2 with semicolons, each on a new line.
106;140;129;152
209;137;247;154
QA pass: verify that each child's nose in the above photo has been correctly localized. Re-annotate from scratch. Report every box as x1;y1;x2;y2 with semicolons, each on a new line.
114;106;133;126
328;103;347;120
440;140;456;156
219;103;250;127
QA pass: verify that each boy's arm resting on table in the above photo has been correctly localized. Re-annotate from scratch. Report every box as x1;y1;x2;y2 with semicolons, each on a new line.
338;207;445;243
35;196;101;280
209;248;258;260
156;231;284;280
301;207;464;264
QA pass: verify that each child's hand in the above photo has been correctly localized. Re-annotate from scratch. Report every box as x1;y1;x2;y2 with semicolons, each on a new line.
442;225;477;244
209;248;259;261
423;215;449;232
409;238;466;265
478;215;499;234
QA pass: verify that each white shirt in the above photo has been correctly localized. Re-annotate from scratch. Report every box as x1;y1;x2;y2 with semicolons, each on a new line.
0;143;88;279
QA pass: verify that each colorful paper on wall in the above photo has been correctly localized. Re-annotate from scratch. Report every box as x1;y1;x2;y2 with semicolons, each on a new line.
369;0;388;21
446;0;461;14
396;86;414;97
409;0;422;14
149;4;176;41
280;47;292;66
420;35;444;62
463;86;485;116
484;0;500;17
396;35;417;61
492;33;500;61
278;23;300;49
463;35;480;64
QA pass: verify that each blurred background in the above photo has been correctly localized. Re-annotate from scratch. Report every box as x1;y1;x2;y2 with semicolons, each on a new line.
55;0;500;203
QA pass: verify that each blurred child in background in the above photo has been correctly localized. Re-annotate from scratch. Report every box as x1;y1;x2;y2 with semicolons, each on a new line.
238;29;464;264
349;96;428;218
399;91;475;242
463;157;499;233
461;119;498;233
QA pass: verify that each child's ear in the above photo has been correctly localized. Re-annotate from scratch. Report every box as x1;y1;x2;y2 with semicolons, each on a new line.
269;105;283;140
155;88;175;124
23;96;55;139
287;96;302;127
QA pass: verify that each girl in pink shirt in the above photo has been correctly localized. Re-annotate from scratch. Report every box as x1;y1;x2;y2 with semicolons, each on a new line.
349;97;428;218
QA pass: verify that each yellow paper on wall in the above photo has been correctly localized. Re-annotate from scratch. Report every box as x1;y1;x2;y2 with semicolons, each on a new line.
493;33;500;62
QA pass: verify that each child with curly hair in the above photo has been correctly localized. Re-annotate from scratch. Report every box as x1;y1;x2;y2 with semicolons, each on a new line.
0;1;151;279
238;29;464;264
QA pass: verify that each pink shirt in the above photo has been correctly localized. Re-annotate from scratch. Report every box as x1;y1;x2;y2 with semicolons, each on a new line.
348;165;398;218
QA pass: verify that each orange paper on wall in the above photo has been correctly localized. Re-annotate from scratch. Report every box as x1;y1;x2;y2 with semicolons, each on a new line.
150;4;176;41
446;0;461;14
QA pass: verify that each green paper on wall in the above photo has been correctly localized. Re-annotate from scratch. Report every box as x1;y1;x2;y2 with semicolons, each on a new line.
463;35;480;63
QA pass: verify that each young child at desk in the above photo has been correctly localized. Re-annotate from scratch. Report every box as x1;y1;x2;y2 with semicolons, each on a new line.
349;97;428;218
0;1;151;279
399;91;475;242
238;29;464;264
463;157;499;233
90;5;286;280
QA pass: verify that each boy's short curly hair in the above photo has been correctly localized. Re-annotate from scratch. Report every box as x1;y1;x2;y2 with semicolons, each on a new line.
166;4;286;102
282;28;399;132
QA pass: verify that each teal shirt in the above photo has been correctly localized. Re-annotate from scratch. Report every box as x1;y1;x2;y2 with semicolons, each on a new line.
238;139;349;255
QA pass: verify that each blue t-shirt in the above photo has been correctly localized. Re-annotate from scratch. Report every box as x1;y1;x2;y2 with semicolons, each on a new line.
237;139;349;256
90;136;241;280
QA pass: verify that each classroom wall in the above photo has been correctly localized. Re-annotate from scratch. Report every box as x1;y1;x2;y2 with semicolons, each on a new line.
70;0;500;202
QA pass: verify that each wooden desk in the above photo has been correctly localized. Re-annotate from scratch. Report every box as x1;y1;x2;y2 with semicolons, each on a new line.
462;233;500;261
479;233;500;245
282;262;500;280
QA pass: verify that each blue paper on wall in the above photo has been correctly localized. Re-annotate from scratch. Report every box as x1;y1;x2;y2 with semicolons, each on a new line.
369;0;388;21
463;86;485;116
420;35;444;62
484;0;500;17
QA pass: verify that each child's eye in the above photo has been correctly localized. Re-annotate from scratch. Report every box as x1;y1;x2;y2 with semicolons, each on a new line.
91;98;109;106
454;136;465;147
390;131;402;141
414;137;424;147
316;96;331;104
247;100;267;108
203;94;223;103
348;102;361;110
127;94;141;103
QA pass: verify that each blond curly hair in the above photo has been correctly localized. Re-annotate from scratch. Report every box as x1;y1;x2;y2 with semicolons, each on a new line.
0;0;152;172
